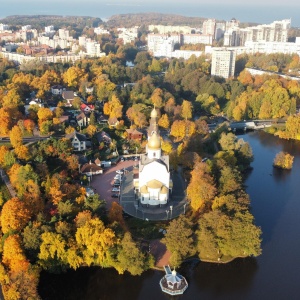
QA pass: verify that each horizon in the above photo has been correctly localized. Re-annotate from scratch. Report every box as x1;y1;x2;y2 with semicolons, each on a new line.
1;2;299;27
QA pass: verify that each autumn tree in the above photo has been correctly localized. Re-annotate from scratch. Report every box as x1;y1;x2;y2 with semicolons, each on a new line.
1;197;31;234
273;151;294;169
15;145;30;161
0;145;10;166
103;94;123;119
164;97;176;117
9;125;23;148
38;232;67;268
151;88;164;108
86;124;97;137
162;215;196;267
0;107;13;135
62;66;87;89
181;100;193;120
158;114;170;129
75;218;116;266
23;119;35;134
108;201;126;229
187;161;217;212
37;107;53;123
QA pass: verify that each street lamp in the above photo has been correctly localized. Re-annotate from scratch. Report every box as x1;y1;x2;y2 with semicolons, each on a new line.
166;209;169;220
183;203;187;214
170;206;173;219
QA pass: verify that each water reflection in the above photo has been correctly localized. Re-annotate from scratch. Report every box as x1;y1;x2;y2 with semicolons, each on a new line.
272;166;292;183
188;258;258;298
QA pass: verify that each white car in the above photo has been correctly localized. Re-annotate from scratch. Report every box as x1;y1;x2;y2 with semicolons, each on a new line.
114;175;122;180
116;170;124;175
112;187;120;192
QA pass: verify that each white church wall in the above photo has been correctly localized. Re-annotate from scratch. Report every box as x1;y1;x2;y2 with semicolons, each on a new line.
139;162;170;188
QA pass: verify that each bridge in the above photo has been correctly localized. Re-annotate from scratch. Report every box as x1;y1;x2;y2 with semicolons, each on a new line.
208;119;280;132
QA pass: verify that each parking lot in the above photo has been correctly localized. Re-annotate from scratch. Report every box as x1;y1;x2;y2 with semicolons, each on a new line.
90;158;136;209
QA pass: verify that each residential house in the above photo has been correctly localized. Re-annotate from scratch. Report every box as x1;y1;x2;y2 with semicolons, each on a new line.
76;112;89;127
126;128;143;141
98;114;108;125
86;86;94;94
51;85;64;95
96;131;112;146
62;90;75;107
108;117;119;127
80;103;95;113
66;131;88;151
80;162;103;176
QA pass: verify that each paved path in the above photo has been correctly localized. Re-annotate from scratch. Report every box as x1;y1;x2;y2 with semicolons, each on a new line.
0;168;17;198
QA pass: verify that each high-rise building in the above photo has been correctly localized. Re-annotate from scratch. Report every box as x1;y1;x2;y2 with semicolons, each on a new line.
224;19;291;46
211;48;236;79
202;19;216;36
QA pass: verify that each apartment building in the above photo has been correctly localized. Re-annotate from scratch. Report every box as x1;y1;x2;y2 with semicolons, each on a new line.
148;25;192;34
0;24;10;32
86;41;103;57
224;19;291;46
183;34;213;45
211;48;236;79
202;19;216;36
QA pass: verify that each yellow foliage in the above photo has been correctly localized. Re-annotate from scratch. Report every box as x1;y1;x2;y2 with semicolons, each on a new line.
1;197;31;234
15;145;30;160
3;235;28;270
75;218;116;266
39;232;66;261
9;125;23;149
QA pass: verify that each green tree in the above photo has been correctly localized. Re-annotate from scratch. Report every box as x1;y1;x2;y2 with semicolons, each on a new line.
115;232;148;275
162;215;196;267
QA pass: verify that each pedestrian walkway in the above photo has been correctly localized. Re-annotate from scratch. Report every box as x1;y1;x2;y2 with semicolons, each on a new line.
0;168;17;198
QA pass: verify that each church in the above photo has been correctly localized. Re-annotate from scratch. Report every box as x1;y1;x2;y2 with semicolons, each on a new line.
134;107;172;206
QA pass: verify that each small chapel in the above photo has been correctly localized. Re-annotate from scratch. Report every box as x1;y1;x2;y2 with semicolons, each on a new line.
134;107;172;206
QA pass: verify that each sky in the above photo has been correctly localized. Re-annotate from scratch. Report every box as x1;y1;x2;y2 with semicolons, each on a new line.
1;0;300;26
4;0;300;5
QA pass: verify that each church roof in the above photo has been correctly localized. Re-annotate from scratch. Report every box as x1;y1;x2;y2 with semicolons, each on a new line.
160;186;168;194
148;132;161;150
151;107;158;118
140;185;149;193
139;155;169;172
147;179;163;189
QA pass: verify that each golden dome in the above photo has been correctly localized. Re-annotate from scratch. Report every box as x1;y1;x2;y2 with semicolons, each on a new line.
148;132;161;150
150;107;158;118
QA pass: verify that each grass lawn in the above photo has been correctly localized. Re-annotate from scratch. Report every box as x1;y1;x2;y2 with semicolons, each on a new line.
126;217;167;240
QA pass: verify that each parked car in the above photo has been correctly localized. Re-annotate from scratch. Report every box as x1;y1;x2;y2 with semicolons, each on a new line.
120;157;125;162
116;170;124;174
113;182;120;187
114;175;122;180
111;193;119;198
112;187;120;192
